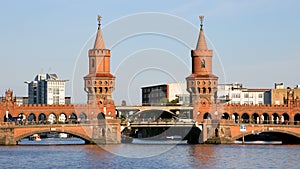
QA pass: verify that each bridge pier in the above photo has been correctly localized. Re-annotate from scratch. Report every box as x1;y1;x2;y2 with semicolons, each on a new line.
0;127;16;145
90;119;121;144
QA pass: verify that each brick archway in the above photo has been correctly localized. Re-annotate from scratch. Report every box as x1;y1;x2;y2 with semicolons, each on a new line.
14;127;94;143
232;129;300;141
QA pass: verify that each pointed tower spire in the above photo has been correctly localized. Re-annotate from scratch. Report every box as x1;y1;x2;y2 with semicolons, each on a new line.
196;16;208;50
93;15;105;49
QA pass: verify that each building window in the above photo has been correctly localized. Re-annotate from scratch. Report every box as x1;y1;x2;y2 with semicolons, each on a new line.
258;94;263;98
244;93;249;98
201;59;205;68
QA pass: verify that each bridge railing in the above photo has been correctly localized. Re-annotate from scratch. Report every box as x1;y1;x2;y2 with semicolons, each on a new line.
0;119;115;127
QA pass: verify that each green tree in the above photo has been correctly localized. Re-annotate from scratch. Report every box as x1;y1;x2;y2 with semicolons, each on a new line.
121;100;127;106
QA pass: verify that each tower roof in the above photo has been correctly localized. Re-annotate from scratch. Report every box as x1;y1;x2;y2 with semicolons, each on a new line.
196;16;208;50
93;15;105;49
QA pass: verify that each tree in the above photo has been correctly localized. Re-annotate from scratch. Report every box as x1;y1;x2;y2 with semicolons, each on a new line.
121;100;127;106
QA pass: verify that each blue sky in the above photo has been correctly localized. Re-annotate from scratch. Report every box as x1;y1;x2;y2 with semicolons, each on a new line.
1;0;300;105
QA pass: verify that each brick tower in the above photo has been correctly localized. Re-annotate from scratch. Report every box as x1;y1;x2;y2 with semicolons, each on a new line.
84;16;115;106
186;16;218;106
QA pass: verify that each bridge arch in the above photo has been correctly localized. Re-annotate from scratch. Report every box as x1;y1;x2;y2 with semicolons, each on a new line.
232;129;300;144
252;113;259;124
241;113;250;123
28;113;36;124
58;113;67;124
38;113;46;124
79;112;87;123
69;113;77;124
294;113;300;125
282;113;289;124
15;129;92;144
221;112;230;120
262;113;269;124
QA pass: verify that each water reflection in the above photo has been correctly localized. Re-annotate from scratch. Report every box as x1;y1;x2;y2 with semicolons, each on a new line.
2;143;300;169
188;145;217;168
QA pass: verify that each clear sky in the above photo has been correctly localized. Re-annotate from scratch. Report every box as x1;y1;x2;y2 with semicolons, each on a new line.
1;0;300;105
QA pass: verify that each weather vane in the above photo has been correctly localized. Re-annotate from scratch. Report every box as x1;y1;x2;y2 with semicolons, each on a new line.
97;15;102;28
199;16;204;29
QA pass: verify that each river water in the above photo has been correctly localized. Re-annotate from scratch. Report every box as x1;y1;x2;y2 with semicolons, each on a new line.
0;141;299;169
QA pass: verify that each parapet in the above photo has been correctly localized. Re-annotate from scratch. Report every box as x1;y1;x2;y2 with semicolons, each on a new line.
89;49;110;56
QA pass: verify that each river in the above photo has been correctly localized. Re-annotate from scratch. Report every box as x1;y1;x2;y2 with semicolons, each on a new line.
0;142;299;169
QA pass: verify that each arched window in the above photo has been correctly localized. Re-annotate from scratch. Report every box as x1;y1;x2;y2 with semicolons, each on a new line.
202;87;206;94
201;59;205;68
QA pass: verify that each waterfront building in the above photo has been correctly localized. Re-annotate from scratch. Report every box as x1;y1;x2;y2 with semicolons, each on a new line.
0;93;28;106
218;83;271;105
271;83;300;105
141;82;189;105
25;73;67;105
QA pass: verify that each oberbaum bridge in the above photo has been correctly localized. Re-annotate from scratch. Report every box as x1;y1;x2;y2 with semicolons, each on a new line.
1;16;300;145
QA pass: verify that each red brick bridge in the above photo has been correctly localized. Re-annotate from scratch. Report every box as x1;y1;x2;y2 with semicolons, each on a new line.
0;120;120;145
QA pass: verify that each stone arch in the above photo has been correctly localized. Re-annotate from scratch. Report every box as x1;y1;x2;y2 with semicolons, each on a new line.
38;113;46;124
203;112;212;120
241;113;250;123
15;129;91;144
232;129;300;143
3;114;12;122
28;113;36;124
294;113;300;125
48;113;57;124
97;113;105;120
282;113;289;124
69;113;77;124
252;113;259;124
79;112;87;123
58;113;67;124
202;87;206;94
262;113;269;124
221;112;230;120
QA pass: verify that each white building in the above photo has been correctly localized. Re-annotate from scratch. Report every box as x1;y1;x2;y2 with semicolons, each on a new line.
218;83;271;105
167;82;189;105
25;74;67;105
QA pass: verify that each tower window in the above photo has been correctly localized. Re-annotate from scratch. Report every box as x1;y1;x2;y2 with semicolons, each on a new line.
92;59;95;68
201;59;205;68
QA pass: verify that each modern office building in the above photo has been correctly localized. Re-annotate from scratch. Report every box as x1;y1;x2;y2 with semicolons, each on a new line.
25;74;68;105
141;82;189;105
